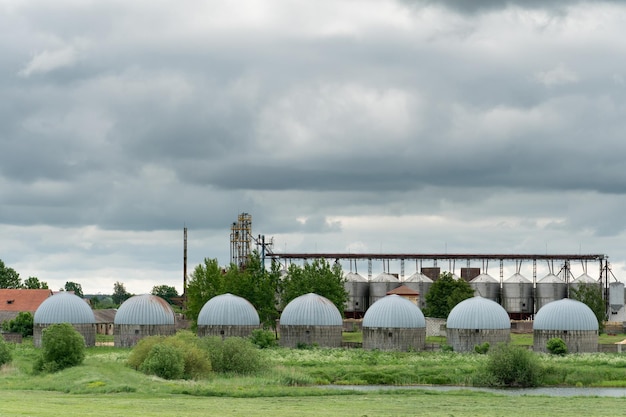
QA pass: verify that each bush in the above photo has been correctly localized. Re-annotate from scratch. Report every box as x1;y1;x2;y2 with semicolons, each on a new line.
480;343;541;387
126;336;164;370
163;331;211;379
250;329;277;349
201;336;264;375
35;323;85;373
0;337;12;366
139;343;184;380
546;338;568;355
2;312;34;337
474;342;490;354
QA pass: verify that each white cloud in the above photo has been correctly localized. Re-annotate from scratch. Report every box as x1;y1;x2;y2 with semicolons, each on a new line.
534;63;579;86
18;46;78;77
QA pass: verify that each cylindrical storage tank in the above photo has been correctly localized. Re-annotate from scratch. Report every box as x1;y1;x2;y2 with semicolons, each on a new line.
279;293;343;348
369;272;401;307
609;281;625;314
569;273;600;298
197;293;260;338
533;298;598;353
469;273;500;302
362;295;426;351
501;273;533;317
535;273;567;312
446;296;511;352
114;294;176;347
343;272;369;317
403;272;433;310
33;291;96;347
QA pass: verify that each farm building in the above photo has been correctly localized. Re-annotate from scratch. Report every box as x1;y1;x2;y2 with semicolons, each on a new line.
446;296;511;352
114;294;175;347
533;298;598;353
33;291;96;347
197;293;260;338
362;294;426;351
279;293;342;348
402;271;432;310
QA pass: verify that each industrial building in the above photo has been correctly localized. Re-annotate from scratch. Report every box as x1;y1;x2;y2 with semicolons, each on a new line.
279;293;343;348
114;294;176;347
197;293;260;338
33;291;96;347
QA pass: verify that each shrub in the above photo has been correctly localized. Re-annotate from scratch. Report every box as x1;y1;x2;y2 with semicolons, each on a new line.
139;343;184;380
35;323;85;373
481;343;541;387
546;338;568;355
474;342;490;354
201;336;264;374
2;312;34;337
0;337;12;366
126;336;164;370
250;329;277;349
163;331;211;379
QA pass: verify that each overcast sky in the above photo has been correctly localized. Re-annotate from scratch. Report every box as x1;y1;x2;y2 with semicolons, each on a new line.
2;0;626;294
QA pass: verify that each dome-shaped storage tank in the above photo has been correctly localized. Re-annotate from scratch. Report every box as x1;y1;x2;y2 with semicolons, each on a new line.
279;293;343;348
469;273;500;302
197;293;260;338
343;272;369;317
362;295;426;351
446;296;510;352
535;273;567;312
403;271;433;310
33;291;96;347
609;281;625;314
533;298;598;353
501;273;533;318
569;273;600;297
369;272;400;307
114;294;176;347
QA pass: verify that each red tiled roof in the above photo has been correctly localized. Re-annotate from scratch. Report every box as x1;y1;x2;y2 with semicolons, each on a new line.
387;285;419;296
0;289;53;312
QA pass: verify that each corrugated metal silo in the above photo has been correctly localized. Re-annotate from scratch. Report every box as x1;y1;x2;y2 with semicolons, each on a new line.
403;272;433;310
469;273;500;302
501;273;533;317
362;295;426;351
569;273;600;297
609;281;625;314
369;272;400;307
533;298;598;353
279;293;343;347
535;273;567;312
197;293;260;338
33;291;96;347
343;272;369;317
114;294;176;347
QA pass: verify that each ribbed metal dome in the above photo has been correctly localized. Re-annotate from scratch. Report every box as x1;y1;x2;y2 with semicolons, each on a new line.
114;294;174;325
534;298;598;331
372;272;400;283
505;273;530;283
538;273;564;284
34;291;95;324
573;273;598;284
280;293;342;326
447;296;510;329
198;293;260;326
363;295;425;328
345;272;368;282
404;272;433;283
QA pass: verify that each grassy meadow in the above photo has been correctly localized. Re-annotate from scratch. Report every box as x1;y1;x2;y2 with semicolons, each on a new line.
1;334;626;416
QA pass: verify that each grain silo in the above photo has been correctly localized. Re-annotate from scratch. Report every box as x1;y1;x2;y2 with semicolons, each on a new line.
469;273;500;302
369;272;400;307
33;291;96;347
535;273;567;312
609;281;625;314
279;293;343;348
344;272;369;318
501;273;533;318
114;294;176;347
197;293;260;338
569;273;600;297
446;296;511;352
533;298;598;353
403;271;433;310
362;295;426;351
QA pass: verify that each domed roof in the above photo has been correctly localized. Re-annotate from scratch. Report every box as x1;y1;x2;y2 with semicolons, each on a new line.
362;295;425;328
372;272;400;283
34;291;95;324
505;273;530;283
537;273;564;284
447;296;510;329
114;294;174;325
573;273;598;284
197;293;259;326
280;293;342;326
404;272;433;283
344;272;368;282
534;298;598;331
470;273;498;283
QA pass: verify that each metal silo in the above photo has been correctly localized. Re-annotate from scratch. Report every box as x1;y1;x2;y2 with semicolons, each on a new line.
569;273;600;297
535;273;567;312
469;273;500;302
369;272;401;307
403;271;433;310
609;281;625;314
344;272;369;317
533;298;598;353
501;273;533;318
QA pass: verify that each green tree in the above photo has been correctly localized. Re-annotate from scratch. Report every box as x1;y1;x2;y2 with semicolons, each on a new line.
423;272;474;318
151;285;179;305
112;281;131;306
2;311;34;337
0;259;22;289
35;323;85;373
570;283;606;333
23;276;48;289
64;281;83;298
280;258;348;315
185;258;225;326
